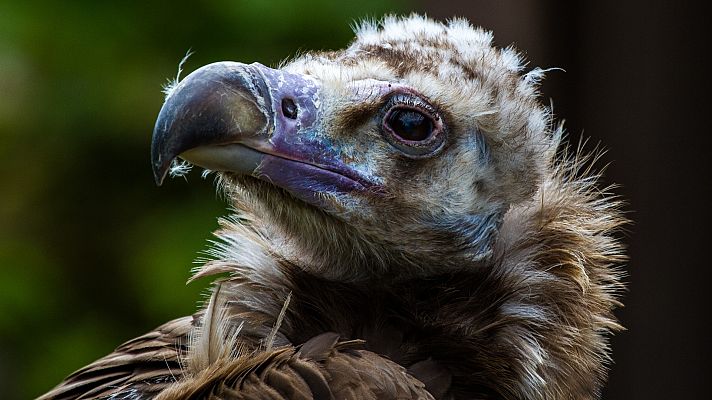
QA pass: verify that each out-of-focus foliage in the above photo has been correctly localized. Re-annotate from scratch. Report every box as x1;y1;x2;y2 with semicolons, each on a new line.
0;1;408;398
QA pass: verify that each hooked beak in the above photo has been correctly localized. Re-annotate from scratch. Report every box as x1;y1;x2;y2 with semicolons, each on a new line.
151;61;378;206
151;62;273;185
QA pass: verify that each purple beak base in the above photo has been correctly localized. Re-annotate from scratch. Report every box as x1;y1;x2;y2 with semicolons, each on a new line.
151;61;379;207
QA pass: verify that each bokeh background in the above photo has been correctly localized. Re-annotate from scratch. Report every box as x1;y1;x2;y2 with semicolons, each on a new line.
1;1;708;398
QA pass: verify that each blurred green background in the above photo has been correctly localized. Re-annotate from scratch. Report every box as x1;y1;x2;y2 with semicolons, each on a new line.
0;1;409;397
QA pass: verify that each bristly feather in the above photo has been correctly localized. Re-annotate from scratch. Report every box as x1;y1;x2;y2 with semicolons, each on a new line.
188;281;243;370
168;158;193;179
162;49;194;99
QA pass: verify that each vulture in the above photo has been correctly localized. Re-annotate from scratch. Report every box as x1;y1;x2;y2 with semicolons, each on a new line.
41;15;626;400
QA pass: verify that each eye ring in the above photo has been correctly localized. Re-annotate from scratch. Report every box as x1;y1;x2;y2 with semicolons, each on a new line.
381;94;445;158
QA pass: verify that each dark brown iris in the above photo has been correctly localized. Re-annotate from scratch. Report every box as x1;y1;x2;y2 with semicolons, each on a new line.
386;109;433;141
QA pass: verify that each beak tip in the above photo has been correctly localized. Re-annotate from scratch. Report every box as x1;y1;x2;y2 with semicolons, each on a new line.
150;61;274;188
152;158;169;186
154;174;165;187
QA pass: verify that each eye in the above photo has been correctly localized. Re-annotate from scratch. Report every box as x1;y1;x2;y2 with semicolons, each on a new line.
381;92;446;158
385;109;433;141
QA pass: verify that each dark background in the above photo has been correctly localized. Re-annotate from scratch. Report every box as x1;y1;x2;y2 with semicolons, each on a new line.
1;1;708;398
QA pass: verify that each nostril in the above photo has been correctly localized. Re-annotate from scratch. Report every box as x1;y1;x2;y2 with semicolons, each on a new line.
281;98;298;119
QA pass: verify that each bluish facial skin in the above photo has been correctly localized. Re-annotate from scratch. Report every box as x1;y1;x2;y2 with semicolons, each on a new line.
151;62;385;207
247;64;380;206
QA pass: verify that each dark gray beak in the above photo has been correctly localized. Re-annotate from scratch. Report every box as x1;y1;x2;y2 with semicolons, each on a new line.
151;62;272;185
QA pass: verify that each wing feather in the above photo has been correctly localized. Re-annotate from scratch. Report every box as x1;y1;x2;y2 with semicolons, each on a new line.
39;316;193;400
156;332;436;400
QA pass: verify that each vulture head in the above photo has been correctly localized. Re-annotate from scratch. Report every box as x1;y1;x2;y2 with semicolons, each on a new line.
153;15;554;280
41;15;625;400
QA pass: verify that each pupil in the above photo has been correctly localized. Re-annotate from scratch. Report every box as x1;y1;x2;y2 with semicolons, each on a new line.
390;110;432;141
282;98;298;119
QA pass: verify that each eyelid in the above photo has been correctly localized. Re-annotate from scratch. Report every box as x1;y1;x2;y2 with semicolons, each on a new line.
387;92;438;116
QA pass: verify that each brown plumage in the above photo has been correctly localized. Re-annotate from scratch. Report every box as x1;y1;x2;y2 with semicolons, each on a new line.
156;331;435;400
41;15;626;400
